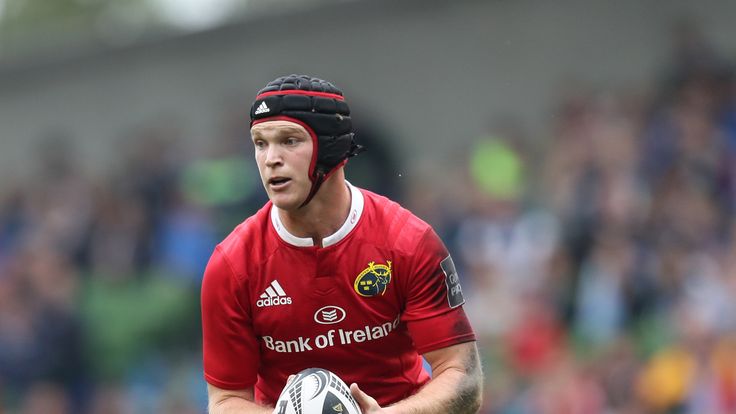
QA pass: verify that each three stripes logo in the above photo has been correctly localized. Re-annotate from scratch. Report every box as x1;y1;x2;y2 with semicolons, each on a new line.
257;280;292;307
254;101;270;115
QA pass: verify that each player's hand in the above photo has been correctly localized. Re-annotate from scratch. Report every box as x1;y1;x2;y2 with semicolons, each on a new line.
271;375;297;414
350;383;387;413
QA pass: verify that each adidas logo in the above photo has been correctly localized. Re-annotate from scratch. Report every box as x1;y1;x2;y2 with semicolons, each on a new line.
254;101;270;115
257;280;292;307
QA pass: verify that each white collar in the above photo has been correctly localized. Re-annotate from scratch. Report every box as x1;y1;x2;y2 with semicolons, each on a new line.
270;182;364;248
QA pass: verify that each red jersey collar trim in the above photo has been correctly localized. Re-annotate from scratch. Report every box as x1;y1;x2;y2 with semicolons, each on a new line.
270;182;364;248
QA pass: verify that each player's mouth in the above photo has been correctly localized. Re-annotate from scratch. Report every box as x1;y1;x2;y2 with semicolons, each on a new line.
268;176;291;190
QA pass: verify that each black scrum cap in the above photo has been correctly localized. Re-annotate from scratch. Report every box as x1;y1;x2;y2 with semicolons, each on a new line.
250;74;363;206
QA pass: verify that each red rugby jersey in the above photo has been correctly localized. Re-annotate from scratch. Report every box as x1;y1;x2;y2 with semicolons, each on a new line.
201;184;475;406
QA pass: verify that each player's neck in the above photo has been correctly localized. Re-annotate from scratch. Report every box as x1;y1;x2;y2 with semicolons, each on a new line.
277;173;351;247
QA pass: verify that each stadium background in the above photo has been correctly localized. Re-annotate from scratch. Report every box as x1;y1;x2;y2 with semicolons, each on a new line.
2;0;736;412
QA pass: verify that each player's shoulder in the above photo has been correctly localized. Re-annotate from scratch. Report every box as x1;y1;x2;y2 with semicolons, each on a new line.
214;202;274;271
358;187;433;246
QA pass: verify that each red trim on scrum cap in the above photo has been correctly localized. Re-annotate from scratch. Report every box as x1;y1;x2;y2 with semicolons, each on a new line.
324;159;348;180
251;116;320;185
255;90;345;101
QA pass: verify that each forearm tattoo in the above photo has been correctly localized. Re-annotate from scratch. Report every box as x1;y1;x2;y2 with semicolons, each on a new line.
447;349;483;413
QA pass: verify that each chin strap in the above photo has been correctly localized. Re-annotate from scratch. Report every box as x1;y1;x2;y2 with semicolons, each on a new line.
298;138;365;209
299;170;326;209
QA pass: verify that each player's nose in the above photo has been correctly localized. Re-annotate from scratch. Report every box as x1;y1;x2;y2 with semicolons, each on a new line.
264;145;283;167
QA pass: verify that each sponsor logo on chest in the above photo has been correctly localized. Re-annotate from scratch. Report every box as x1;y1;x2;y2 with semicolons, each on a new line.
314;306;347;324
262;314;401;353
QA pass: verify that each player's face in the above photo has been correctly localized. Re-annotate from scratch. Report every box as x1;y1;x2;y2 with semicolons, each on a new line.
251;120;314;210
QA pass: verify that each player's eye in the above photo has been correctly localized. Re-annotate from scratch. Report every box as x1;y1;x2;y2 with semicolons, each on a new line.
254;140;266;149
285;137;299;146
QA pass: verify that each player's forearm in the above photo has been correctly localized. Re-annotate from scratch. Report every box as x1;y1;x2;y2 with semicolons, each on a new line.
208;397;273;414
386;371;482;413
207;385;273;414
387;348;483;414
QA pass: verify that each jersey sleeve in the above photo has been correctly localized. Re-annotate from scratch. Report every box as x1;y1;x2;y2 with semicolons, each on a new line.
201;245;259;389
402;228;476;354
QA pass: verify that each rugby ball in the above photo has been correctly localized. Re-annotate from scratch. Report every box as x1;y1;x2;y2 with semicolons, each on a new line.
273;368;362;414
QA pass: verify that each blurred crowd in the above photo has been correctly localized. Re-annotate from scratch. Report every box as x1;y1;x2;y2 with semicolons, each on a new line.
449;24;736;413
2;23;736;414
